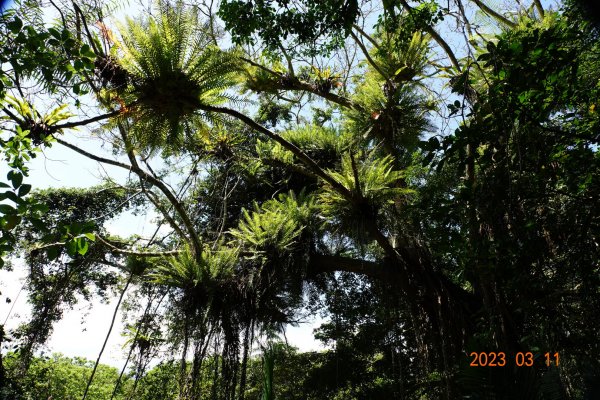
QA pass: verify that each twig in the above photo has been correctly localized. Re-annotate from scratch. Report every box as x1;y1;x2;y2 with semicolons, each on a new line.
198;104;353;200
471;0;517;28
96;234;181;257
350;31;388;80
52;109;122;130
398;0;462;71
82;273;133;400
352;23;382;52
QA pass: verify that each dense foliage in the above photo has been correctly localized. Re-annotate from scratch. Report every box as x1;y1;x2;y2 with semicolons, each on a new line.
1;0;598;399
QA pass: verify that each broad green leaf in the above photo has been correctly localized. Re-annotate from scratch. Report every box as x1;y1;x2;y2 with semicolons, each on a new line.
7;171;22;189
18;184;32;197
0;204;15;214
77;238;89;255
4;214;21;230
66;240;77;256
7;17;23;34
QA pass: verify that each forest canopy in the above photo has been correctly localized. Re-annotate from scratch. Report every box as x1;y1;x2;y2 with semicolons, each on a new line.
0;0;599;399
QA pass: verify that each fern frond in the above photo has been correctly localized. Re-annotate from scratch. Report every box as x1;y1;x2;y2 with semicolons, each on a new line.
112;1;243;153
229;191;317;258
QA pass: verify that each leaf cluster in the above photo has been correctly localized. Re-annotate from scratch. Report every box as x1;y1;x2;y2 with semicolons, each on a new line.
113;1;242;151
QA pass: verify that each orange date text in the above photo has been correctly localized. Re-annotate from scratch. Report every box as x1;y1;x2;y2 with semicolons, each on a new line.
468;352;560;367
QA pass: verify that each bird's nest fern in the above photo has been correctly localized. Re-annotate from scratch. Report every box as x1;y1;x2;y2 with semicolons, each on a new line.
112;1;242;152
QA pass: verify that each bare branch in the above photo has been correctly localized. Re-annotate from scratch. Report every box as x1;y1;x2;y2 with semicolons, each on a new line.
454;0;473;37
352;23;382;52
141;186;188;241
398;0;462;71
349;152;362;198
49;0;67;29
116;124;204;259
96;234;181;257
349;31;389;80
470;0;517;28
308;254;391;279
57;134;202;258
72;1;102;55
277;42;295;76
1;107;25;126
533;0;545;18
52;109;122;130
56;138;133;171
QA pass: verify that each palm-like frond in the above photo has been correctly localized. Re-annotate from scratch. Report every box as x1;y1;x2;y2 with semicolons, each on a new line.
377;31;432;80
256;125;350;167
319;153;413;240
230;206;301;257
229;191;317;259
148;245;237;290
3;96;74;144
114;1;241;151
323;153;411;205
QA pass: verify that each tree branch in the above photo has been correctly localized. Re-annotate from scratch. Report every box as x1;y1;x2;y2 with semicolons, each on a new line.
398;0;462;71
198;104;353;200
96;234;181;257
241;57;362;111
116;124;204;260
308;254;393;279
470;0;517;28
52;109;122;130
352;23;382;52
349;152;362;197
1;107;25;125
57;135;202;258
141;186;188;241
350;31;389;80
56;138;133;170
533;0;544;18
73;1;102;55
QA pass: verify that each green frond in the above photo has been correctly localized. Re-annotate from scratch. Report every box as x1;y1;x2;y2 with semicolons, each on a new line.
319;153;413;237
402;31;431;75
324;153;411;204
261;191;319;229
230;208;300;255
4;96;37;121
256;125;351;166
376;31;432;80
344;73;433;153
44;104;74;126
112;1;243;152
242;59;287;94
121;323;162;350
229;192;316;257
4;96;74;144
148;245;237;290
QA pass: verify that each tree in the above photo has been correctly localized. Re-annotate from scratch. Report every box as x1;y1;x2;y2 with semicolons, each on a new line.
1;353;131;400
1;0;598;398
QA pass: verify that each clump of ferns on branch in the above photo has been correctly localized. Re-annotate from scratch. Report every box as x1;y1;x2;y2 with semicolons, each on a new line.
229;193;315;262
113;1;241;151
320;153;412;240
149;245;237;308
3;96;74;145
